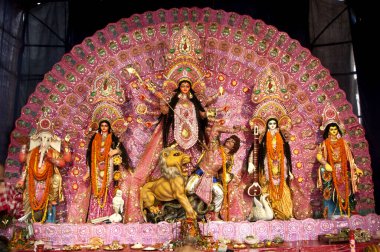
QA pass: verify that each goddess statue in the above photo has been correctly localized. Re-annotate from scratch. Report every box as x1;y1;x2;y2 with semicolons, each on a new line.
84;120;129;222
124;26;227;222
258;118;294;220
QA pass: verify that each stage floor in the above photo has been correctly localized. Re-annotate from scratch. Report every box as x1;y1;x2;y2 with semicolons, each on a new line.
11;240;380;252
4;214;380;251
28;214;380;246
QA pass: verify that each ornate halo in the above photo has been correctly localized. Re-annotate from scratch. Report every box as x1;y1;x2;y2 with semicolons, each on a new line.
249;100;292;134
320;103;344;131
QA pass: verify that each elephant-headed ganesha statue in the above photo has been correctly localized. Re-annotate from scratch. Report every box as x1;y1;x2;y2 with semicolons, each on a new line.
16;113;72;223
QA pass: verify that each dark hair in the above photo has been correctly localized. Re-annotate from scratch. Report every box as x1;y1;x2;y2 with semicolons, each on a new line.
258;118;292;177
161;82;207;148
266;118;278;129
86;121;131;170
97;120;111;133
179;79;191;86
323;123;343;139
225;135;241;155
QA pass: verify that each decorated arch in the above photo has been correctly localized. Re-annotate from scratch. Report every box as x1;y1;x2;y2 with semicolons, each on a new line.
5;7;373;223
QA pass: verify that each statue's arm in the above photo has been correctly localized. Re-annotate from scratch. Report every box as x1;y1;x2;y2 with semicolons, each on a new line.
16;145;28;189
214;124;242;134
316;142;332;172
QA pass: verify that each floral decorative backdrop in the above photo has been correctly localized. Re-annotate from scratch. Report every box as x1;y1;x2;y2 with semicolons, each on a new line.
5;7;373;223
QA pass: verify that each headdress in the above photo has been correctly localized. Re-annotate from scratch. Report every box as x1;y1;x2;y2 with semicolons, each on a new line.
87;72;129;136
249;100;292;134
29;111;61;152
89;102;129;136
251;64;290;103
36;111;53;134
88;72;126;104
320;103;344;131
163;26;206;94
250;64;291;133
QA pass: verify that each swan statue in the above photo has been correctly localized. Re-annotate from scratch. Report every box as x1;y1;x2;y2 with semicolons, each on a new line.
248;193;274;221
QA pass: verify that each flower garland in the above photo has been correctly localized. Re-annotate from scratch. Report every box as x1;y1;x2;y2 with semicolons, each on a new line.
220;146;229;220
325;137;350;214
266;131;285;201
91;133;112;208
28;148;53;222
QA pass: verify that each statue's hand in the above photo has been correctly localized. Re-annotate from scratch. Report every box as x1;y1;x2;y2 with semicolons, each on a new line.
109;149;119;157
248;163;255;174
325;163;333;172
16;180;24;190
233;125;242;131
289;172;294;180
64;134;70;142
83;172;90;182
355;167;364;177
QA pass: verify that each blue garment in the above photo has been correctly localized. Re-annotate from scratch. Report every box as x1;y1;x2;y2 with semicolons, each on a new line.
46;204;56;223
195;167;219;183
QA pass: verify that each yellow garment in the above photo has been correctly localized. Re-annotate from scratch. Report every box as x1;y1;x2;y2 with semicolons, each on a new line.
268;183;293;220
260;172;293;220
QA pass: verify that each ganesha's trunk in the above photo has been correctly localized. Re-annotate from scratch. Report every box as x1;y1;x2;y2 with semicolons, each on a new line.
38;147;48;168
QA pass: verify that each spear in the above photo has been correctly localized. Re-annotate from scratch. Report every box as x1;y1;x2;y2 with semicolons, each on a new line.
126;67;182;118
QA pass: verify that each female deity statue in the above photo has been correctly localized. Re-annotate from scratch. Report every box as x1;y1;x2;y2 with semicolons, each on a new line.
160;78;208;153
258;118;294;220
316;107;363;219
84;120;129;222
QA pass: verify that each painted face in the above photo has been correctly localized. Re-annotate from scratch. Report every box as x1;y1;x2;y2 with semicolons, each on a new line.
179;81;191;94
267;119;277;130
329;126;339;137
39;131;53;149
100;122;110;133
224;138;236;151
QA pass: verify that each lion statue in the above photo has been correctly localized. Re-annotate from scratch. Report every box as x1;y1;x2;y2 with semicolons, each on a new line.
140;147;197;221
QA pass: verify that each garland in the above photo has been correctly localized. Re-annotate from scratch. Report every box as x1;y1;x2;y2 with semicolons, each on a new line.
91;133;112;207
325;137;350;214
220;146;229;220
266;131;285;201
31;200;49;223
28;148;54;222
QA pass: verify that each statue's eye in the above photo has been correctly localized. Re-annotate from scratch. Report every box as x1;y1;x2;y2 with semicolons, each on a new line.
173;152;180;156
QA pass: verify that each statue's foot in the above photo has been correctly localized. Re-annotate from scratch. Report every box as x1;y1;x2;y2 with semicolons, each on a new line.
207;212;222;221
